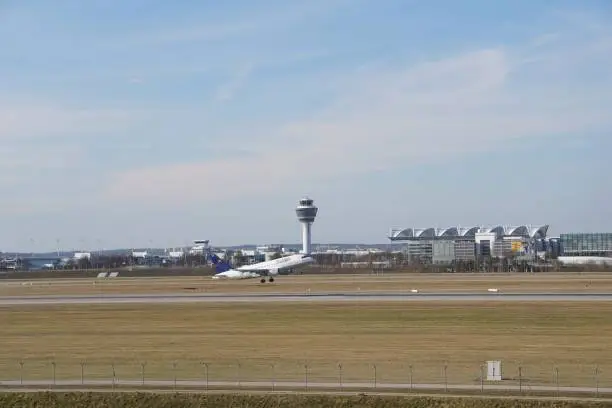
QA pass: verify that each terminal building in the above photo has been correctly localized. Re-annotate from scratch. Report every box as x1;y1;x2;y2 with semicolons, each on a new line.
557;233;612;265
388;225;552;264
559;233;612;257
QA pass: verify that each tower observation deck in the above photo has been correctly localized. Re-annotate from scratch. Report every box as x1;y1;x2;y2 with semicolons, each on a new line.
296;197;318;254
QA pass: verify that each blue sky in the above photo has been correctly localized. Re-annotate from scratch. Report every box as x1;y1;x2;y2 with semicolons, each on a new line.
1;0;611;251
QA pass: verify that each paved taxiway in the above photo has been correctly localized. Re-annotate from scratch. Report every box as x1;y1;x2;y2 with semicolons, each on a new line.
1;379;611;395
2;292;612;305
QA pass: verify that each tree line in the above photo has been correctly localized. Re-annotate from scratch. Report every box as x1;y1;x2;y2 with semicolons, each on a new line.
3;251;611;273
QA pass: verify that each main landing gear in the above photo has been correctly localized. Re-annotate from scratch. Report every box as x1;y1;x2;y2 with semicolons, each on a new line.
260;277;275;283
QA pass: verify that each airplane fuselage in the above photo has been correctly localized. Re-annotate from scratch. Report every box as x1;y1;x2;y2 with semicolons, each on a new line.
211;254;314;281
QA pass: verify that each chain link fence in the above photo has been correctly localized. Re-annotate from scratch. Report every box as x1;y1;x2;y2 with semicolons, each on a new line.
1;358;609;396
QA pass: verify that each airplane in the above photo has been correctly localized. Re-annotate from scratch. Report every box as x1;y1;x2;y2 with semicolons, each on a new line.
207;251;315;283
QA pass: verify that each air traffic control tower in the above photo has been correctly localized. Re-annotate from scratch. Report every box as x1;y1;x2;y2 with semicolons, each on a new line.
296;197;318;255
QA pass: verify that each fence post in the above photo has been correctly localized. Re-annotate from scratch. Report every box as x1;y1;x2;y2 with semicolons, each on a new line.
80;361;86;385
409;364;413;391
172;361;177;391
111;362;116;391
480;364;484;392
594;365;599;398
338;363;343;391
200;362;209;392
554;366;559;397
19;360;24;385
140;362;146;386
236;361;241;388
51;361;56;387
518;365;522;393
372;364;377;389
304;363;309;391
271;363;276;391
444;362;448;392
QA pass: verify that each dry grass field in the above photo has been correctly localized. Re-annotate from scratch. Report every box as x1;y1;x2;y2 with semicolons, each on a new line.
1;301;611;389
2;272;612;296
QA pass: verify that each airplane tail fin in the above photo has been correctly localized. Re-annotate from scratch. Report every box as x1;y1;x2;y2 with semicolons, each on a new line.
206;251;233;273
214;261;232;273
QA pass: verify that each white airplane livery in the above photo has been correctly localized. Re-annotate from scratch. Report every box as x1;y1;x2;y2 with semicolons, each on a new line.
207;252;315;283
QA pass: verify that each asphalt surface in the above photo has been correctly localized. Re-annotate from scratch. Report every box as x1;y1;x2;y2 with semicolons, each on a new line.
0;379;611;395
2;292;612;305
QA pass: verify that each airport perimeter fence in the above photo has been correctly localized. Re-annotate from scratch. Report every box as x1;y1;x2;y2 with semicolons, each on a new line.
1;358;611;396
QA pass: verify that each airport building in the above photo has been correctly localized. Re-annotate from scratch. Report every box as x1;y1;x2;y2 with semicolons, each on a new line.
388;225;552;264
559;233;612;257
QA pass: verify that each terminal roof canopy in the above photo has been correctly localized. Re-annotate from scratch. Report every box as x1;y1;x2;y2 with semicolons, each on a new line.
388;225;549;240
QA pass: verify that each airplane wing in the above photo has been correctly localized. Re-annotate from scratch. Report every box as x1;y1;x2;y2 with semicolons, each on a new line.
236;266;278;275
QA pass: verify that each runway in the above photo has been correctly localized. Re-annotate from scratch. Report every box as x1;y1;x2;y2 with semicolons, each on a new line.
2;292;612;305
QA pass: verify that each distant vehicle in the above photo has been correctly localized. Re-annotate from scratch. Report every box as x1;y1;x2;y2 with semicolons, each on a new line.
207;252;314;283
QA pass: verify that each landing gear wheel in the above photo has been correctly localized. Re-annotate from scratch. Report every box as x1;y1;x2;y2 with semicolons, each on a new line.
268;277;274;283
260;278;266;283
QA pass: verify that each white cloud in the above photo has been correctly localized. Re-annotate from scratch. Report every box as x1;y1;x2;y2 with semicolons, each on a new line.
102;25;612;210
553;9;610;34
0;100;141;190
0;144;82;170
215;63;255;101
530;33;561;48
117;0;355;47
0;141;89;196
0;101;136;140
132;21;256;46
